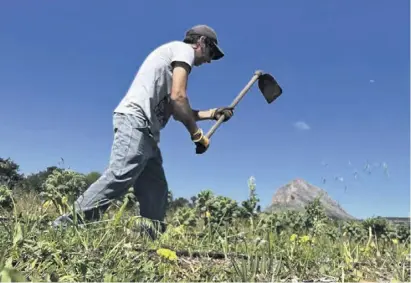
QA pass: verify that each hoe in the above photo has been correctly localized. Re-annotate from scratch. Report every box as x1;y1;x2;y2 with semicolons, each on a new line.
205;70;283;139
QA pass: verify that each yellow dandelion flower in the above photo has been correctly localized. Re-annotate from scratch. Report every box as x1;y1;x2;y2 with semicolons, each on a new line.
173;225;185;235
206;211;211;218
42;200;52;209
156;248;178;261
392;239;399;245
290;234;298;242
299;235;310;243
361;246;370;254
61;196;68;205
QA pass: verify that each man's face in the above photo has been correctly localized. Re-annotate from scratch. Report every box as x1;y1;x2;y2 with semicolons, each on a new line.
193;37;215;66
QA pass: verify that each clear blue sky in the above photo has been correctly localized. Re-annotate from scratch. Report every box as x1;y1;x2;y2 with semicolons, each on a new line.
1;1;409;219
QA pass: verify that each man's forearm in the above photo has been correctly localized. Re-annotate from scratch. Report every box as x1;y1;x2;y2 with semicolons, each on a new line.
171;96;199;136
192;109;213;121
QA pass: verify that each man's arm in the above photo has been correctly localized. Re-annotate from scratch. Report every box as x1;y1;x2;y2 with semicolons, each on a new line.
192;107;234;122
170;62;199;136
192;109;214;121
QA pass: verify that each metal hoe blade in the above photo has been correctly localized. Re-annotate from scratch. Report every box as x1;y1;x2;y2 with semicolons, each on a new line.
205;70;283;139
258;73;283;104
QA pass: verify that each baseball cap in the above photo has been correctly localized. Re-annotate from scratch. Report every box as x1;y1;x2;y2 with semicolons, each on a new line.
185;24;224;60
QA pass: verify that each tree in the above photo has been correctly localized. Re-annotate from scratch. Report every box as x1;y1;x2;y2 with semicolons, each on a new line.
190;196;197;208
84;171;101;187
20;166;63;192
0;157;24;189
169;197;190;212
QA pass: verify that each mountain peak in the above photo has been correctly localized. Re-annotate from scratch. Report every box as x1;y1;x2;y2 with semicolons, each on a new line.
268;179;355;220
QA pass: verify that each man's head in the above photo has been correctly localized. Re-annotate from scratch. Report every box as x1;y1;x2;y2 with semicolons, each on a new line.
183;25;224;66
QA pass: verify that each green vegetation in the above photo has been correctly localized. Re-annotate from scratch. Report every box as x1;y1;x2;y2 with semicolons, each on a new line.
0;157;410;282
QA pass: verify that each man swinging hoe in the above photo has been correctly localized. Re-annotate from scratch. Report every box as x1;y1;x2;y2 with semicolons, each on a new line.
52;23;283;238
52;25;234;237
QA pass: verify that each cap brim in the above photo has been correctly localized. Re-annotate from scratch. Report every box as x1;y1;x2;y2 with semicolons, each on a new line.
212;43;224;60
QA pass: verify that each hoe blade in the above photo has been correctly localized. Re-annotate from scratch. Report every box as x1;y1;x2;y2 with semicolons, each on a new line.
258;73;283;104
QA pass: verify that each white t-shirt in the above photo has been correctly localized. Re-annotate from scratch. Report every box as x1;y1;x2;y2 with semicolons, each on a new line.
114;41;195;143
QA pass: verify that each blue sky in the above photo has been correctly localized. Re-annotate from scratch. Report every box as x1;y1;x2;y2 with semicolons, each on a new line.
1;1;409;219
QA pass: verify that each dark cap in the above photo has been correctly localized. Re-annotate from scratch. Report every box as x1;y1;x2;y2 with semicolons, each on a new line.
185;24;224;60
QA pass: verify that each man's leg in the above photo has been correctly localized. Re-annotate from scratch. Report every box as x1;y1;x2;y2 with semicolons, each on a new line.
52;113;154;227
133;146;169;237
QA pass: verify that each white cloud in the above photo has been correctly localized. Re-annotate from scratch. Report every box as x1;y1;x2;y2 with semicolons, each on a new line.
369;79;375;83
294;121;311;131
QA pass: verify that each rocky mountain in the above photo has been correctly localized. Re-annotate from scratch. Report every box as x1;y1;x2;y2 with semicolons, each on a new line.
266;178;355;220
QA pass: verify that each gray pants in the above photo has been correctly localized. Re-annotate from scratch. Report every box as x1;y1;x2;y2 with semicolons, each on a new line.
52;112;168;230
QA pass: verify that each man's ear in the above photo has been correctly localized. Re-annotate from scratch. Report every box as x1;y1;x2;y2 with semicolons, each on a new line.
198;36;207;45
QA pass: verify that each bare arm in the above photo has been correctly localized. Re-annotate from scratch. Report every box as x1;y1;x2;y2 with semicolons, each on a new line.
170;63;199;136
192;109;214;121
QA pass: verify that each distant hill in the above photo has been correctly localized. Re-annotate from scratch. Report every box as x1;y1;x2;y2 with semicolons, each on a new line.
265;178;356;220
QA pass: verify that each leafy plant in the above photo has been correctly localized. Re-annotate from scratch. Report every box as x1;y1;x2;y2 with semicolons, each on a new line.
172;207;197;227
362;216;398;242
39;169;88;214
240;176;260;218
0;185;13;209
342;220;367;242
304;197;329;235
395;223;410;243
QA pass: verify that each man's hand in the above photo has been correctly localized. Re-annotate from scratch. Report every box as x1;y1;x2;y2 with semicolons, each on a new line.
210;107;234;122
191;128;210;154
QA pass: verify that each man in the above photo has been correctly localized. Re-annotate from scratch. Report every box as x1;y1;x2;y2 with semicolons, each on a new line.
52;25;234;237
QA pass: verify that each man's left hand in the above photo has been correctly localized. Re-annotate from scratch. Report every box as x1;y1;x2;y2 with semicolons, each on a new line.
211;107;234;122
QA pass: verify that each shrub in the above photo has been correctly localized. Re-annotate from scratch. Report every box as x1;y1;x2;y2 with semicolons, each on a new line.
172;207;197;227
362;217;396;241
39;169;88;214
342;220;367;242
0;185;13;209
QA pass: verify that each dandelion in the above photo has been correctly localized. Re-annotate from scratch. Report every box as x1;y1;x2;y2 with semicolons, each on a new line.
173;225;185;235
205;211;211;218
156;248;178;261
42;200;52;209
392;239;398;245
360;246;371;254
290;234;298;242
299;235;310;244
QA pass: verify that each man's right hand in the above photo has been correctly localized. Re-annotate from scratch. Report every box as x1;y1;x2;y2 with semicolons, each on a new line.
191;128;210;154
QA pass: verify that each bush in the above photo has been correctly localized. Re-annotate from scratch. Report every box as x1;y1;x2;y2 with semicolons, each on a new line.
172;207;197;227
342;220;367;242
395;223;411;243
39;169;88;214
362;217;397;241
0;185;13;209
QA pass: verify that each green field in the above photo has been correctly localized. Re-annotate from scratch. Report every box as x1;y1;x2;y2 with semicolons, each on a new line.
0;168;410;282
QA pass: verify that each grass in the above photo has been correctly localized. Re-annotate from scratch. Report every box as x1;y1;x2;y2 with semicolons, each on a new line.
0;190;410;282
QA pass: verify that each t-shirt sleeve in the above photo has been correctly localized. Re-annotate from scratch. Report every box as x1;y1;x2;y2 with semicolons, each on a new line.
171;43;195;69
